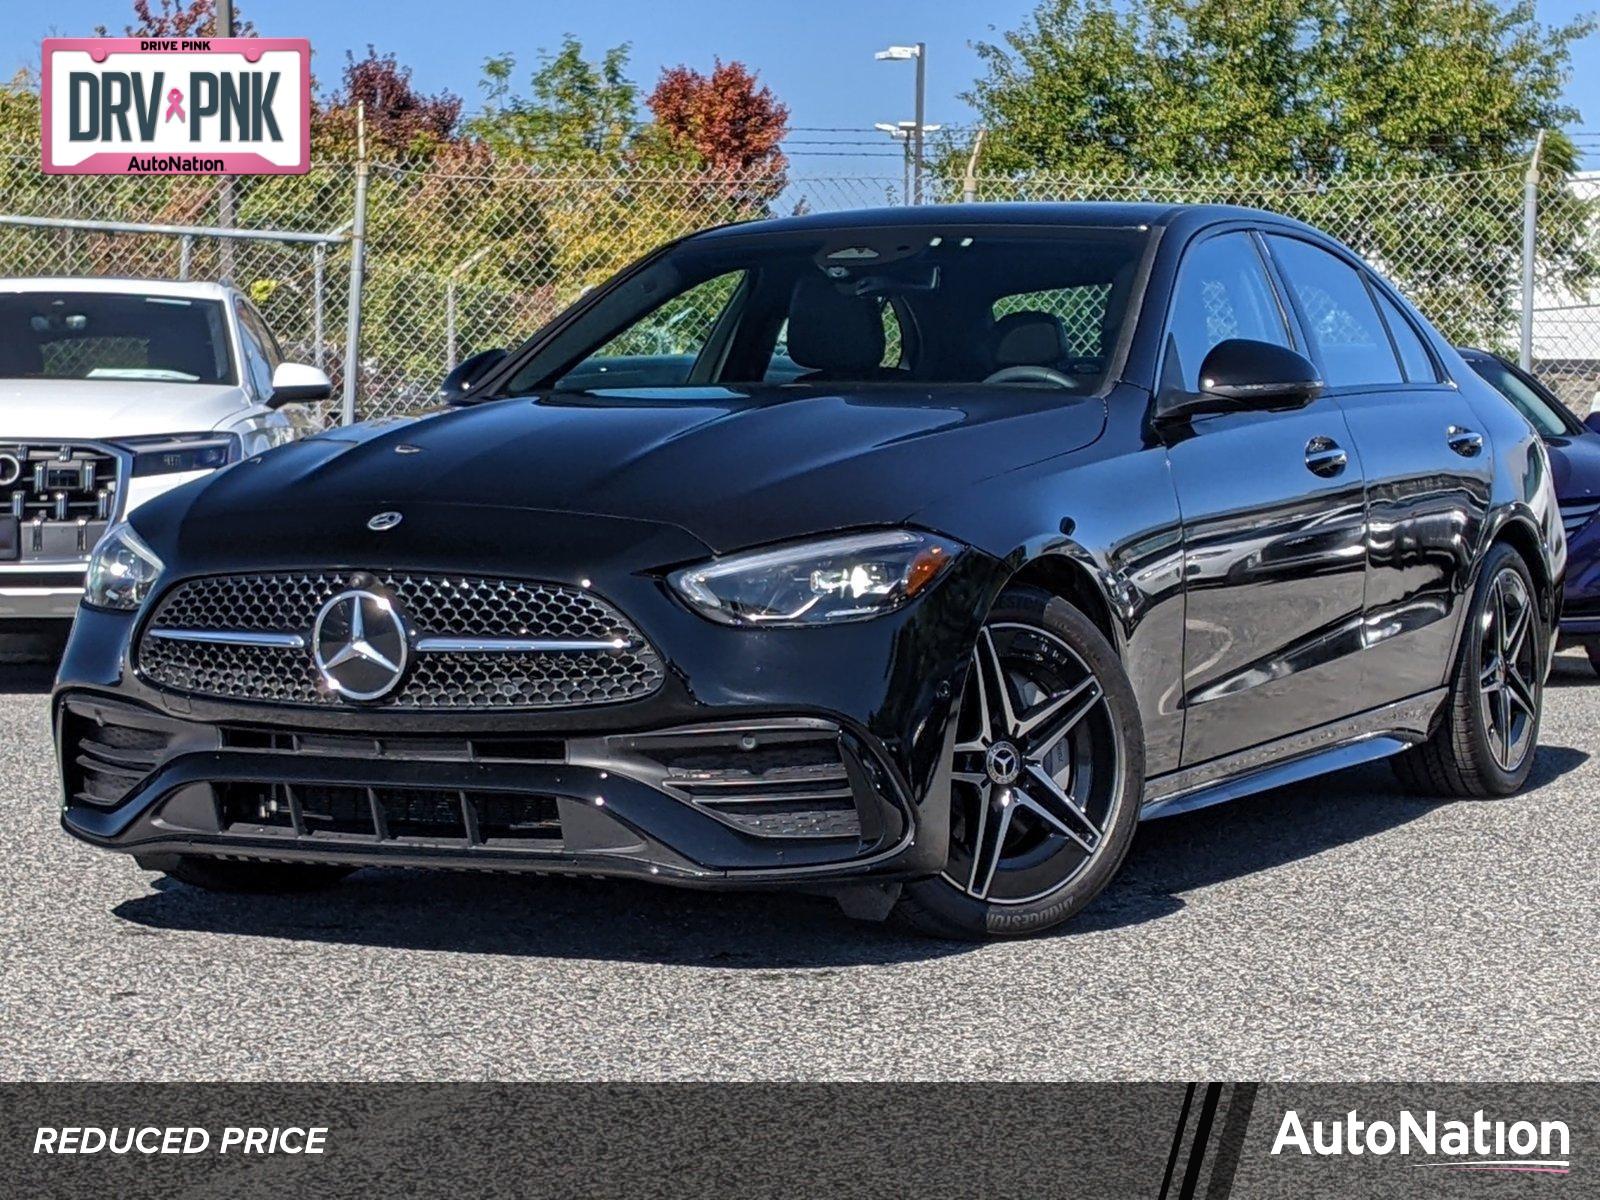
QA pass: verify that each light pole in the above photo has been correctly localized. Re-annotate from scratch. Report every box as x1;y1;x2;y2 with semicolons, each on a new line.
874;121;942;206
875;43;927;203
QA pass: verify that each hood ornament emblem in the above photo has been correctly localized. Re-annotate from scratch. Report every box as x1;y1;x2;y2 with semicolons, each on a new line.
367;511;403;532
312;589;410;701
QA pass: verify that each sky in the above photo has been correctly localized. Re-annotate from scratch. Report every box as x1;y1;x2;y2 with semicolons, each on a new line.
5;0;1599;166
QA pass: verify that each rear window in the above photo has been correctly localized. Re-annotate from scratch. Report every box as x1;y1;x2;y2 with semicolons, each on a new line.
0;292;235;385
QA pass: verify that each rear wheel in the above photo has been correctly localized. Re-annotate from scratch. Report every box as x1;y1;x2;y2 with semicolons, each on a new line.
897;587;1144;939
163;856;355;894
1585;643;1600;676
1392;543;1544;797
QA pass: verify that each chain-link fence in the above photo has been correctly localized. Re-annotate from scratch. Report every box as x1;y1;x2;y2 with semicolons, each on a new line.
1;145;1598;421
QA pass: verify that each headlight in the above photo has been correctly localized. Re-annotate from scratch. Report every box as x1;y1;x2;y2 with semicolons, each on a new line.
669;529;961;626
84;523;164;611
117;433;241;477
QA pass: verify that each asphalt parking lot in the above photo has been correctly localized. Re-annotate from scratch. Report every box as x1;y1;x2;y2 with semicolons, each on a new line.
3;643;1596;1081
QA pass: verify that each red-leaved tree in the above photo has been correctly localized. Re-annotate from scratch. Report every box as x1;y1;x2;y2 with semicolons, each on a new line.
319;48;464;157
646;59;788;192
109;0;256;36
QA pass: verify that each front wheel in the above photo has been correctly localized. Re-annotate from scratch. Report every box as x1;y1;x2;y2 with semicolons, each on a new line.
1392;543;1545;797
897;587;1145;939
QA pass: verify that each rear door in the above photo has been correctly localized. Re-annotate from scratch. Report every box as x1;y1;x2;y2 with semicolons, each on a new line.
1159;229;1370;766
1263;234;1493;706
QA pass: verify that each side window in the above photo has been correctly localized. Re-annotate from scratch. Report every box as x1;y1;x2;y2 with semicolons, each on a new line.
1268;236;1403;388
241;304;284;366
1373;288;1439;384
234;304;275;400
560;271;745;388
1164;232;1292;392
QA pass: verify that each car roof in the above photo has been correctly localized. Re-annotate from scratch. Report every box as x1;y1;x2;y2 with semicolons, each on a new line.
0;277;236;301
689;201;1323;243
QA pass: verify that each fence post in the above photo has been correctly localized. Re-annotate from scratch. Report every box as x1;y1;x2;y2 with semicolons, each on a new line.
961;129;986;204
446;278;458;373
313;242;326;371
1521;130;1546;371
446;247;493;372
341;104;369;426
178;234;193;280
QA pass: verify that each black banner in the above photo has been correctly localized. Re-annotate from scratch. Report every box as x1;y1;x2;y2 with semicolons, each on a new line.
1;1083;1592;1198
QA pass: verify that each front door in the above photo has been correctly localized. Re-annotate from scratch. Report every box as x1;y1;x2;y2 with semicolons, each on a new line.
1159;230;1370;766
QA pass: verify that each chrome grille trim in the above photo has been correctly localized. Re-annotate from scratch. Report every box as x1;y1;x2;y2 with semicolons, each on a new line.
146;628;308;649
411;636;634;653
136;571;665;710
0;440;126;567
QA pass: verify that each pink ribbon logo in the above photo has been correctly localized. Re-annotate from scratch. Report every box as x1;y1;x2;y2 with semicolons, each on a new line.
164;88;185;123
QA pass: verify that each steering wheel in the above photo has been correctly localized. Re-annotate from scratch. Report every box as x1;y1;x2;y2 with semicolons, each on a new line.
982;364;1076;388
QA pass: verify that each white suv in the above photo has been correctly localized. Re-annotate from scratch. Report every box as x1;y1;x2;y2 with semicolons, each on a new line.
0;278;331;620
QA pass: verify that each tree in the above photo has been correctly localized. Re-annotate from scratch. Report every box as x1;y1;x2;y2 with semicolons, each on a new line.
317;48;464;158
102;0;257;37
471;37;640;167
956;0;1598;344
463;38;793;295
963;0;1591;178
646;60;789;179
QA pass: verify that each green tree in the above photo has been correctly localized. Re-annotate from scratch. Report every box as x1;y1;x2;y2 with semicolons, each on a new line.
955;0;1598;343
471;38;641;168
964;0;1590;177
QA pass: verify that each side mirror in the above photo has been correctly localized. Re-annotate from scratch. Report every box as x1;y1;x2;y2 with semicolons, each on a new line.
1584;410;1600;436
1157;339;1324;424
267;362;333;407
439;348;509;405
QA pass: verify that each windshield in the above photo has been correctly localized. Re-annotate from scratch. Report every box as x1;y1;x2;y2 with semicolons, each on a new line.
504;226;1150;397
1467;354;1575;438
0;292;235;385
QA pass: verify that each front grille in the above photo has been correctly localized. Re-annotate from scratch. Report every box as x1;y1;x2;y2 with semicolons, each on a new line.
217;782;562;844
137;572;665;710
0;442;120;563
1560;497;1600;538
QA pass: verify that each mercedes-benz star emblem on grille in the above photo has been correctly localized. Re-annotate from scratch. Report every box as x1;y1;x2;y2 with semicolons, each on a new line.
367;511;403;531
312;590;410;701
0;452;20;487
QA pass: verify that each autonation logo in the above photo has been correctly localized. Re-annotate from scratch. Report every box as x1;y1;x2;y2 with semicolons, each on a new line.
1272;1109;1571;1175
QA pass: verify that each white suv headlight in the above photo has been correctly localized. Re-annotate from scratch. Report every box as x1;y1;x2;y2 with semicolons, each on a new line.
84;523;165;611
669;529;961;626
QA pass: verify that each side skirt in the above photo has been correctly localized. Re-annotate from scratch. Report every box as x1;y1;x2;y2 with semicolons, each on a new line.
1140;689;1446;821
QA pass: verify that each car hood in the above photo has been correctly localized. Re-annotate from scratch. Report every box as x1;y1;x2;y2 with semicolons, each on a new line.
156;386;1107;554
0;379;249;439
1548;428;1600;502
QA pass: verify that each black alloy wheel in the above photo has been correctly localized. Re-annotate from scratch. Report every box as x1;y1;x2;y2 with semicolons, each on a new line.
1393;542;1545;798
897;587;1144;938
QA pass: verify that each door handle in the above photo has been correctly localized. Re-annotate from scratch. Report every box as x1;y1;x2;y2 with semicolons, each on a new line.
1447;426;1484;457
1304;436;1348;477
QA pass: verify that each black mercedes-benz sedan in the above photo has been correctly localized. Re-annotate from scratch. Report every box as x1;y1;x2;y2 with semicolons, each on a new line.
53;203;1564;938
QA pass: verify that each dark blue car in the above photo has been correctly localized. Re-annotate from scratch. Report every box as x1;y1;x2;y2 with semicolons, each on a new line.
1460;348;1600;671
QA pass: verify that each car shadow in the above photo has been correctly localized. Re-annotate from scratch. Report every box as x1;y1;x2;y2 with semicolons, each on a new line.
1074;742;1590;933
1545;651;1596;689
107;741;1589;962
0;662;57;694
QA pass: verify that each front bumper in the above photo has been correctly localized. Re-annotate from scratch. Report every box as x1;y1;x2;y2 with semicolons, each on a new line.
54;549;1000;887
0;569;84;618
